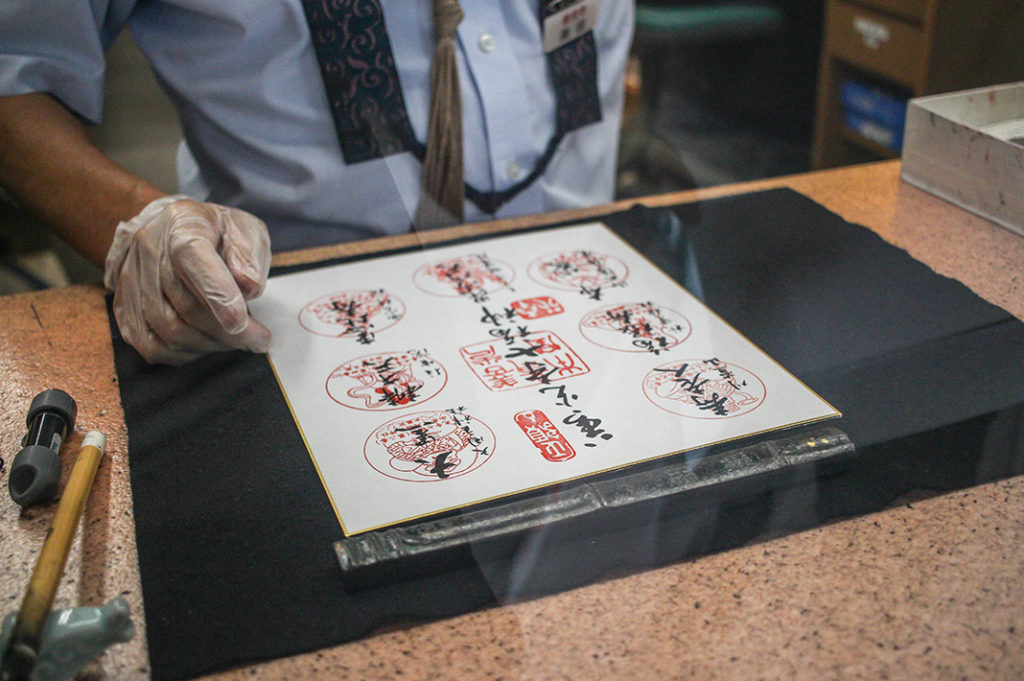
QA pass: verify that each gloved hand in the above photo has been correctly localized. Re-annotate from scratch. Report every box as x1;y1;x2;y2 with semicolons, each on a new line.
104;195;273;365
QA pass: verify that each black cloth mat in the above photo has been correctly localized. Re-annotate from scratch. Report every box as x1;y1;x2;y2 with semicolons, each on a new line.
111;189;1024;681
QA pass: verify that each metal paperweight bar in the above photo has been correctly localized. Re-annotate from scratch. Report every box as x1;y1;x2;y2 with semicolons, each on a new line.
334;427;854;586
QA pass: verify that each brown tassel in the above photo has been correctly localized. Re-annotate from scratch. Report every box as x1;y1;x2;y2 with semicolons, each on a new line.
414;0;465;230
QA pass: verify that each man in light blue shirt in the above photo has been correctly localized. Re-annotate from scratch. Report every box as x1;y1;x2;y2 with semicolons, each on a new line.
0;1;634;363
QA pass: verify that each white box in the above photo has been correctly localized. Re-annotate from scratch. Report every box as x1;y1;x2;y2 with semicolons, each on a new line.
901;82;1024;238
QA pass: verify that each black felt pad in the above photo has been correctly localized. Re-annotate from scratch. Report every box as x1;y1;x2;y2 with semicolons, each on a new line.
112;189;1024;680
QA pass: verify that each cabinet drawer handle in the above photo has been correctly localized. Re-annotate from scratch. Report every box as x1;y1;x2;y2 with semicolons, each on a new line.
853;15;891;49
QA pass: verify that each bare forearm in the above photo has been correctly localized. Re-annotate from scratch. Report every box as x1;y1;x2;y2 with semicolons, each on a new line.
0;92;165;267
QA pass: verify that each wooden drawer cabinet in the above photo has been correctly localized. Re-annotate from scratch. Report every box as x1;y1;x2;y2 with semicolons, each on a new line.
828;2;925;87
811;0;1024;169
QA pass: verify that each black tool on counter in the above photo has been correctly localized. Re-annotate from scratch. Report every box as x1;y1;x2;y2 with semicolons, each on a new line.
8;389;77;508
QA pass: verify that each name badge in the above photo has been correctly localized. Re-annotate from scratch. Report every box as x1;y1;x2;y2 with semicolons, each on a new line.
543;0;600;53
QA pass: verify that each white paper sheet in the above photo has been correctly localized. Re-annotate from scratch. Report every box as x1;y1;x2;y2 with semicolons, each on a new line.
250;223;839;535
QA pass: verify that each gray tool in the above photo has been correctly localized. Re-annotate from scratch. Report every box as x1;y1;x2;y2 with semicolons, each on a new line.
0;598;134;681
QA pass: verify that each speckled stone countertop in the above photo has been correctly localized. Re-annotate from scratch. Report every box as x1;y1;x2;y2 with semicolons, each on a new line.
2;161;1022;680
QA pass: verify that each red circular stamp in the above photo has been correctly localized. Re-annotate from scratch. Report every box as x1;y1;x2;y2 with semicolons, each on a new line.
298;289;405;341
326;350;447;411
642;358;766;419
579;301;691;353
412;253;515;302
527;250;629;294
364;409;495;481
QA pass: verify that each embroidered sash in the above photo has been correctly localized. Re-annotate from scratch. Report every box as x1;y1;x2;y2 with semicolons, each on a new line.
300;0;602;215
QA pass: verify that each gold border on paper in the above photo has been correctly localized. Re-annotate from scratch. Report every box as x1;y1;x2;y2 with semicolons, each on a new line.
266;356;352;536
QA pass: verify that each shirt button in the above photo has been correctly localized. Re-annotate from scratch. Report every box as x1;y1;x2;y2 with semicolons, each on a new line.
507;160;523;180
478;33;496;53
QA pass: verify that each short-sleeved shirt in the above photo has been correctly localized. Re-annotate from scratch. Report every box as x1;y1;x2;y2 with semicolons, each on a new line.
0;1;634;250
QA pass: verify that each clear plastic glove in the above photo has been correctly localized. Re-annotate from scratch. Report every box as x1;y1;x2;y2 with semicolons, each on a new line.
104;195;273;365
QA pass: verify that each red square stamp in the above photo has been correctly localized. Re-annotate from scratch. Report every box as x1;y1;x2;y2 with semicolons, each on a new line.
510;295;565;320
459;330;590;392
514;409;576;461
